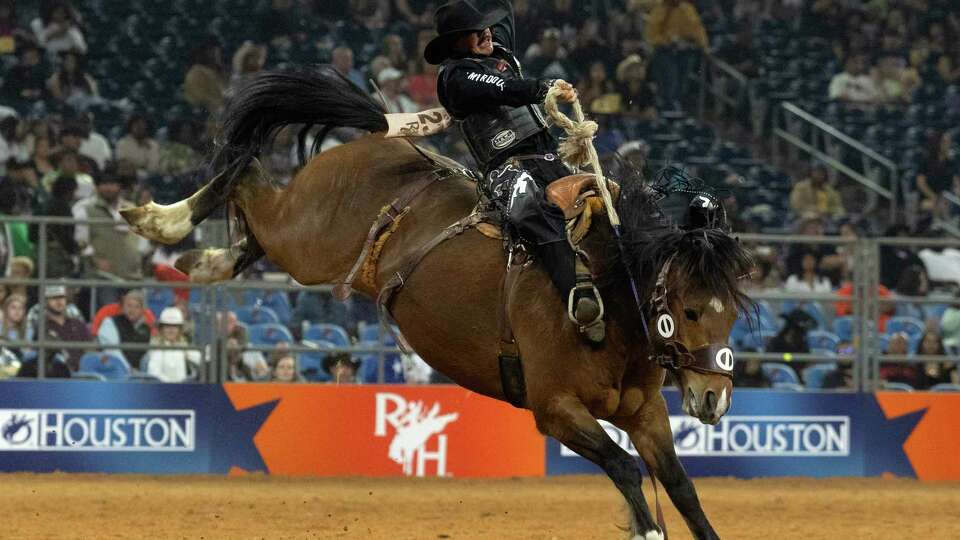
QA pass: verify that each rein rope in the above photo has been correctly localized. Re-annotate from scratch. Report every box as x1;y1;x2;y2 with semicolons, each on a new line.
544;83;667;539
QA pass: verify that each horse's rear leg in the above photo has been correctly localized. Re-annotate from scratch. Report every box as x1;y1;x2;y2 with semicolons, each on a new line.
174;235;265;283
614;398;720;540
536;396;662;539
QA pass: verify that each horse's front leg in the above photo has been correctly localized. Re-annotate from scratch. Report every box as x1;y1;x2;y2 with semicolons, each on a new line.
535;395;663;540
613;395;720;540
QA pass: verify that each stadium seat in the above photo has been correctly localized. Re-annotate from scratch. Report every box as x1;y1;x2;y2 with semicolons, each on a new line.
357;322;397;346
807;330;841;352
248;323;294;346
802;363;838;389
930;383;960;392
773;382;804;391
761;362;800;385
881;382;914;392
128;373;162;382
78;352;131;380
832;316;858;343
886;316;925;353
357;346;405;384
72;371;108;381
146;288;176;318
297;339;335;382
243;290;292;325
235;305;280;326
303;323;351;348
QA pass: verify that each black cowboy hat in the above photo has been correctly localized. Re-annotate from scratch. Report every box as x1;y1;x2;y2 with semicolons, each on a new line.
322;352;360;376
424;0;508;65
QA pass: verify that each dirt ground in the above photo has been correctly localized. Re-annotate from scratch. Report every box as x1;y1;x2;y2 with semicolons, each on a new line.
2;474;959;539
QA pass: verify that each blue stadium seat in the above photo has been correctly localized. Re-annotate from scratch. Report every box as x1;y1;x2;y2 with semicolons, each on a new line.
832;316;858;343
79;352;131;380
357;347;405;384
773;382;804;391
782;301;827;330
146;288;176;318
761;362;800;385
930;383;960;392
802;364;838;389
243;290;292;325
72;371;108;381
807;330;841;352
129;373;162;382
235;305;280;326
248;324;294;346
357;322;397;346
303;323;351;348
882;382;914;392
298;339;335;382
886;316;925;353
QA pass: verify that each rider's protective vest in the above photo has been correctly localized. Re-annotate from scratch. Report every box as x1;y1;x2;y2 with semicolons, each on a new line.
439;51;550;172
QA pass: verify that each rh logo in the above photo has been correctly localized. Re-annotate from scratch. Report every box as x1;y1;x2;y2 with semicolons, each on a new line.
374;393;459;477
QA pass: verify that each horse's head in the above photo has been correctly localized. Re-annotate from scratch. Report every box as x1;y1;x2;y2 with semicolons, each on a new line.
603;169;754;425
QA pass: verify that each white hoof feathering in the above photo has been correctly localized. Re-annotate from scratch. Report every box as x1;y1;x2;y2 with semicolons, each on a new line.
123;199;195;245
185;248;236;283
633;530;664;540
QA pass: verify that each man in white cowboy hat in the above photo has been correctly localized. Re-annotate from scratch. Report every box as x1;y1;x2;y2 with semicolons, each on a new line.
425;0;604;342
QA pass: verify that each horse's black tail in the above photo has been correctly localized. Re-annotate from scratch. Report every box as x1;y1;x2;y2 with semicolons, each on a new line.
209;65;388;189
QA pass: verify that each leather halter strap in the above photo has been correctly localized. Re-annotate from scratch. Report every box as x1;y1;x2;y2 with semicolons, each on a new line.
649;254;735;378
334;168;463;300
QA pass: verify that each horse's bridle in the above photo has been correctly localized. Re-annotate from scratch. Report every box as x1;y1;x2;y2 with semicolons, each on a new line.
648;254;736;378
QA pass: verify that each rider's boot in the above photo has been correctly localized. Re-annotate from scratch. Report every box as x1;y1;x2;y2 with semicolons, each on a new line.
539;241;605;343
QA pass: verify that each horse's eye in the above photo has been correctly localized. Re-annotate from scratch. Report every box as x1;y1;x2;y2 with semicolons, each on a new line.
684;309;699;322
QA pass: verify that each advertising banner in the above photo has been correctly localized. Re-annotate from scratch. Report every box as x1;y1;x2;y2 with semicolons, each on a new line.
546;390;938;479
1;382;958;479
0;382;542;478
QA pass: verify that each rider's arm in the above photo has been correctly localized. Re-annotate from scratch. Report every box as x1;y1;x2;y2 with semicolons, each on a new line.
443;64;551;112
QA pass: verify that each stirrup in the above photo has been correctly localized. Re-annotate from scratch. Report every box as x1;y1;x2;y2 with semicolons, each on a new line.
567;283;606;343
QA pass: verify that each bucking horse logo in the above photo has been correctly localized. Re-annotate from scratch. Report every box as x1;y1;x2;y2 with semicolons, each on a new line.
2;414;34;446
673;420;701;451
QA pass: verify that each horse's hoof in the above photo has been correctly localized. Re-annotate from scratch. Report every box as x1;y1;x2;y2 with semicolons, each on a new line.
175;248;236;283
120;200;194;245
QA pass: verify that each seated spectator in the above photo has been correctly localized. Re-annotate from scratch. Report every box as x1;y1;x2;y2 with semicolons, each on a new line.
615;55;657;122
76;113;112;173
0;116;29;175
789;164;845;221
879;224;925;289
834;280;895;332
374;67;417;113
323;352;359;384
38;174;80;278
645;0;708;110
271;353;301;383
158;118;202;176
941;294;960;349
3;43;47;102
578;61;619;114
331;46;366;90
915;131;959;220
90;292;157;335
382;34;408;72
768;309;817;355
872;53;910;105
783;249;832;294
115;113;160;178
524;28;571;80
32;284;91;370
918;331;956;387
292;290;354;336
229;41;267;89
408;31;439;108
0;0;19;55
894;264;930;321
828;53;880;107
733;359;772;388
46;49;99;110
394;0;435;29
716;25;760;78
97;289;153;369
3;256;34;304
226;326;269;382
821;364;853;389
880;332;922;387
183;36;228;115
51;121;98;177
1;293;28;358
30;1;86;58
258;0;304;48
72;163;147;290
29;134;56;179
147;307;200;382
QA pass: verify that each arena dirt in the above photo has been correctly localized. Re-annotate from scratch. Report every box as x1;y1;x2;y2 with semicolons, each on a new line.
2;474;958;539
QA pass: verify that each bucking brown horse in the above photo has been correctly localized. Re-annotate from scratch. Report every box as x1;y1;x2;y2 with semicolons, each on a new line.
122;67;753;540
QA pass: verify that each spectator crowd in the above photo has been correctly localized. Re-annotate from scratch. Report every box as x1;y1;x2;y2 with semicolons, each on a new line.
0;0;958;389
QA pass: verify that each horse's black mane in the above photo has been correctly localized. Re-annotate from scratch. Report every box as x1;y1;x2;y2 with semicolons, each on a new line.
604;166;754;315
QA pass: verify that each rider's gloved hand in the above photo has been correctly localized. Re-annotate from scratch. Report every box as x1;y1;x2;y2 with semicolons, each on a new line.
553;80;578;104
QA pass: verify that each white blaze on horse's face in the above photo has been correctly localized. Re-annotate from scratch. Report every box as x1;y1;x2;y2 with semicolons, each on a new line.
709;296;724;314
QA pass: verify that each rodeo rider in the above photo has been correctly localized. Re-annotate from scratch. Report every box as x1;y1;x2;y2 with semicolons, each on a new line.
424;0;606;343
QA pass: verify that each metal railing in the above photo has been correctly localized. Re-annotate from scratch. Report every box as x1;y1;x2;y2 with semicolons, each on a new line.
1;218;959;390
693;55;750;126
771;102;899;217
